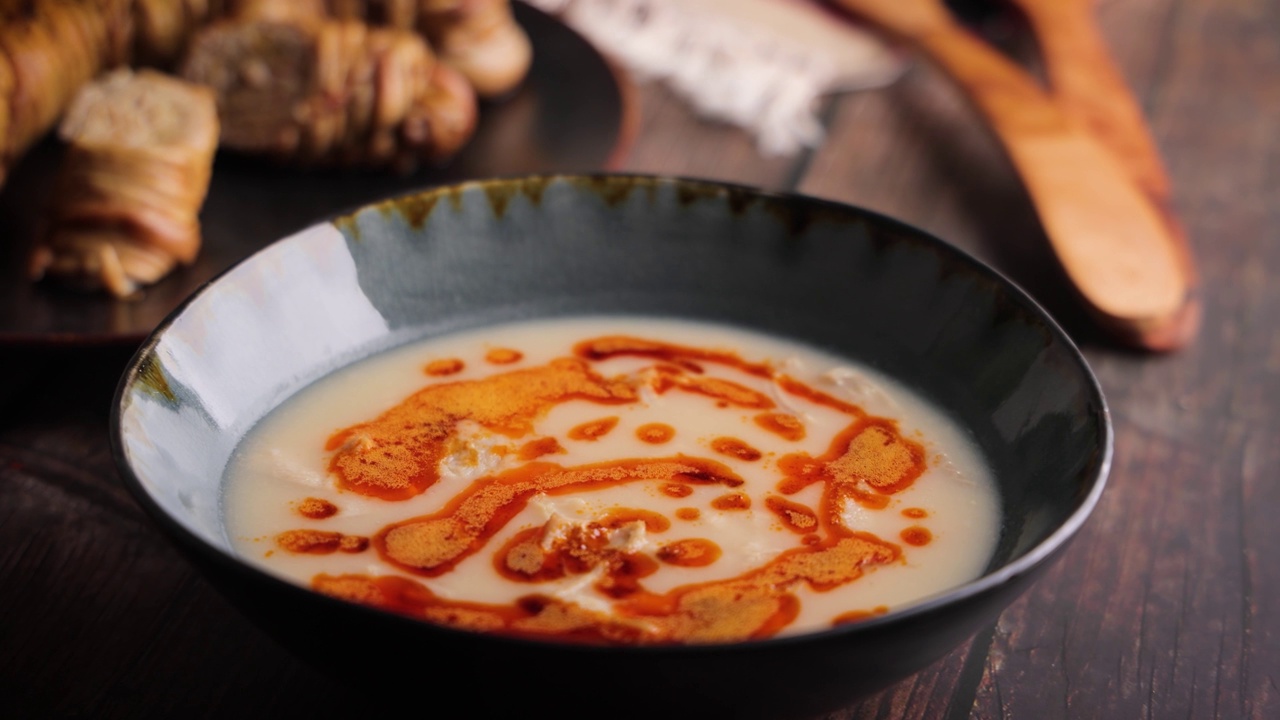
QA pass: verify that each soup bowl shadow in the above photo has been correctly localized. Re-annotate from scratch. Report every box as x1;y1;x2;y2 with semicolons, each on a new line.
111;174;1111;719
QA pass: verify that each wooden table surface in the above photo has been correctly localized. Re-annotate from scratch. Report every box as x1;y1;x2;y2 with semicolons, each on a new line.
3;0;1277;717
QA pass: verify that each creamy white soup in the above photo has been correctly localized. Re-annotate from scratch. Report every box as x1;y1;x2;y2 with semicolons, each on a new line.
222;316;1000;644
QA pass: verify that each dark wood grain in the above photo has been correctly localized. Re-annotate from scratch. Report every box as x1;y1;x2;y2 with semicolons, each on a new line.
3;0;1278;717
968;0;1280;714
807;0;1280;717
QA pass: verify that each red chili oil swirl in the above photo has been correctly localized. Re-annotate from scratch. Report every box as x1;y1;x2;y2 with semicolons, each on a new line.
568;417;620;441
424;358;465;376
486;348;523;364
295;497;338;519
305;336;932;645
710;437;762;461
636;423;675;444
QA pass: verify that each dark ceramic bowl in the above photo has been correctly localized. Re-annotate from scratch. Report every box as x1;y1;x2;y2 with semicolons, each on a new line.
112;175;1111;719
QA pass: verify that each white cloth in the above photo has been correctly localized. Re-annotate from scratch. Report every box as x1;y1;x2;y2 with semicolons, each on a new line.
525;0;905;155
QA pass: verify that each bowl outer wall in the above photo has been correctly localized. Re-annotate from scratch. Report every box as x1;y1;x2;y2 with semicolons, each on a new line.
111;174;1112;718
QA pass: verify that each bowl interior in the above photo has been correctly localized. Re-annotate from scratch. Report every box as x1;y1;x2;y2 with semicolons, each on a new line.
115;174;1109;634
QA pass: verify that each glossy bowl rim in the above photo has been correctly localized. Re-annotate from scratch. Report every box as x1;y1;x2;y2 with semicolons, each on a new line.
110;172;1113;656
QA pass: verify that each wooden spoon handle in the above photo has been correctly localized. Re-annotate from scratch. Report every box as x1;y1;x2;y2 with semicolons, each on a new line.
1009;0;1200;348
830;0;1196;349
1008;0;1170;203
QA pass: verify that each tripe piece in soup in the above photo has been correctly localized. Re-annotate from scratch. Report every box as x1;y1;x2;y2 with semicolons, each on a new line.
222;316;1000;645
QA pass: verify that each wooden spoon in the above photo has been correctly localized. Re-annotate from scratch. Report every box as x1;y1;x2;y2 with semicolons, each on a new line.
829;0;1198;350
1008;0;1199;349
1006;0;1170;202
